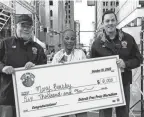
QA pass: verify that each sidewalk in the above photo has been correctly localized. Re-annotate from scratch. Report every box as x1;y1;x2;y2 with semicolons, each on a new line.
69;111;99;117
69;111;141;117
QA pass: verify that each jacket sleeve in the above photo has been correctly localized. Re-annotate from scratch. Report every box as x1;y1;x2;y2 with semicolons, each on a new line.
125;38;142;69
0;40;5;73
81;50;86;60
90;41;100;58
36;47;47;65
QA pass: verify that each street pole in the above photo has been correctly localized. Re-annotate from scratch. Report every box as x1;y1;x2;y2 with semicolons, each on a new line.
141;17;144;117
95;0;97;30
10;0;16;36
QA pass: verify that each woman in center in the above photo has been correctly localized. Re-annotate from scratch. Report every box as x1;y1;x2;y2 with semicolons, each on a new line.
52;29;87;117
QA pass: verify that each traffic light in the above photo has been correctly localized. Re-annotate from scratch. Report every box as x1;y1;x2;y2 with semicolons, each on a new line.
44;28;47;32
40;26;48;32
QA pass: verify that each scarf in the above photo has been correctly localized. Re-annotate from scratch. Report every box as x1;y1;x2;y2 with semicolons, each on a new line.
96;29;124;43
96;29;124;55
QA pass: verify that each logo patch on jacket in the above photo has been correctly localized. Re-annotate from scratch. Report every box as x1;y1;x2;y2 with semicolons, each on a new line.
121;41;127;48
12;45;16;48
32;47;37;54
102;44;105;48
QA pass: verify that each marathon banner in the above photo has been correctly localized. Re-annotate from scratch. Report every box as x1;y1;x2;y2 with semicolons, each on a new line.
12;55;126;117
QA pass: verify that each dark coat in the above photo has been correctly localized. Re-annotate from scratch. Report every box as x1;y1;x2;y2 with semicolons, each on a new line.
0;36;47;105
90;30;142;85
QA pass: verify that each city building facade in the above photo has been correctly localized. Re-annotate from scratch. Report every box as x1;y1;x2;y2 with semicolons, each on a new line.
0;0;75;52
64;0;74;30
45;0;74;51
116;0;141;29
45;0;59;51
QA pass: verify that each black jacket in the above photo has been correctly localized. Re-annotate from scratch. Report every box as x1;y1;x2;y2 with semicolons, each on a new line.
0;36;47;105
90;31;142;85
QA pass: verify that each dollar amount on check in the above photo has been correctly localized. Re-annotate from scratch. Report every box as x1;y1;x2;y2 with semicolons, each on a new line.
12;55;126;117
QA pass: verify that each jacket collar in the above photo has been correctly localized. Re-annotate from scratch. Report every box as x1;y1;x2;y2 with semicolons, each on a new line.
14;34;34;45
99;29;124;43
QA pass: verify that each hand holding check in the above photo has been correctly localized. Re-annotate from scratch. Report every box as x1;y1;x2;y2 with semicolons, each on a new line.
116;59;126;72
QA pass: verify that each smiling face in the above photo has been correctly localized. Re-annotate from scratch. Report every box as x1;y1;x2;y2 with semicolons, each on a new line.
16;22;33;41
63;30;76;51
102;13;117;34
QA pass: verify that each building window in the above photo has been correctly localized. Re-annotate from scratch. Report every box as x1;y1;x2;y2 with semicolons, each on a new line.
106;9;108;11
111;1;113;6
68;1;70;3
69;20;71;23
49;0;53;5
65;20;67;23
50;10;53;17
113;8;115;12
69;15;71;19
69;10;70;14
106;2;108;6
111;8;113;11
103;9;105;13
65;2;68;6
116;1;119;6
69;5;70;8
103;2;105;6
50;20;53;28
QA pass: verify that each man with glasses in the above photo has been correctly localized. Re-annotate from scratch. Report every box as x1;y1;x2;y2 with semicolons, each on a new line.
0;14;47;117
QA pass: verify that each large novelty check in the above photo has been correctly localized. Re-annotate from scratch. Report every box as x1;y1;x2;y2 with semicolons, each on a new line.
12;55;125;117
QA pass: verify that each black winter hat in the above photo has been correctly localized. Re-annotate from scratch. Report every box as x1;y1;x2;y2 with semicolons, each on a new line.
17;14;33;25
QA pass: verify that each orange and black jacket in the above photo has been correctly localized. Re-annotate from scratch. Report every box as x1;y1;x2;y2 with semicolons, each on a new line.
90;30;142;85
0;36;47;105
